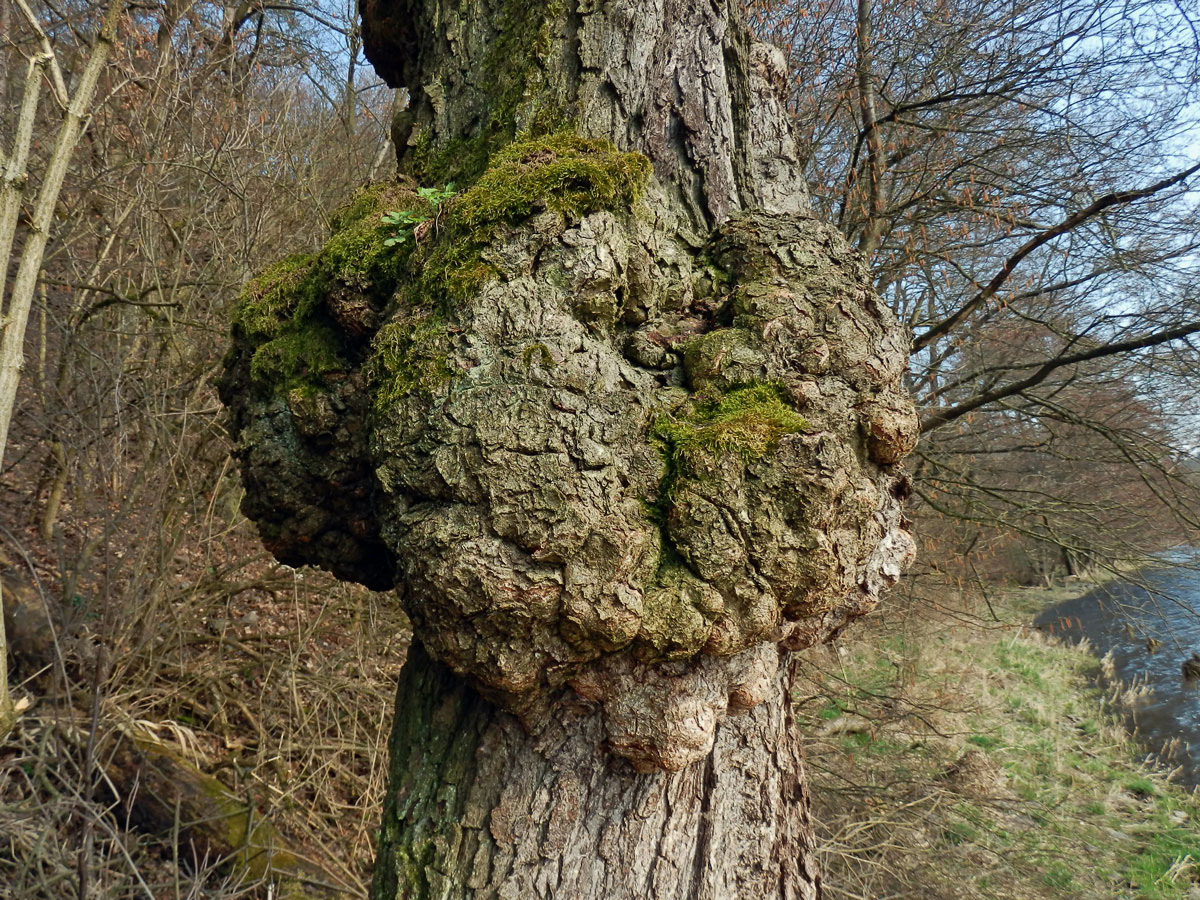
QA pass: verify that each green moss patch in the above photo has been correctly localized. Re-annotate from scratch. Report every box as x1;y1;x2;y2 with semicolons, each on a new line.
232;253;346;390
315;211;404;299
456;132;652;228
416;132;652;307
411;129;494;192
317;181;425;299
652;383;809;474
370;308;454;409
232;181;425;393
232;254;317;339
368;133;649;412
522;342;556;370
645;384;808;574
248;323;346;388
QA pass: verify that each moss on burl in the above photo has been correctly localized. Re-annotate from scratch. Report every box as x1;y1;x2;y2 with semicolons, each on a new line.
231;130;650;411
369;132;652;408
456;132;652;228
419;132;652;306
638;383;811;658
231;181;425;392
369;309;453;410
639;560;726;660
233;254;316;340
248;324;346;389
652;383;809;476
232;254;346;391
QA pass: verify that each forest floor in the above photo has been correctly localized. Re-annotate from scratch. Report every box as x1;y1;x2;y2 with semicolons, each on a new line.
4;533;1199;898
0;523;410;899
802;580;1200;900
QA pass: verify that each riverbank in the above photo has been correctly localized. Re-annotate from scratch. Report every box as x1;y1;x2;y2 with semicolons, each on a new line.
799;582;1200;900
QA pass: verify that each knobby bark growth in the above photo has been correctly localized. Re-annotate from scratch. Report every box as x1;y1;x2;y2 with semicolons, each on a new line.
220;1;918;897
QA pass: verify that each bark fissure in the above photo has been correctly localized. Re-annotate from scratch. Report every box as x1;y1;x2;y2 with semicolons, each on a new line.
687;747;718;898
371;647;822;900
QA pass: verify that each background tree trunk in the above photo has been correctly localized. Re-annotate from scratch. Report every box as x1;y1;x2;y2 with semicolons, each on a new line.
0;0;122;741
373;643;820;900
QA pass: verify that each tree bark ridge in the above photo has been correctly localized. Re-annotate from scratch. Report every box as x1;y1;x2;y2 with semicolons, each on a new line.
360;0;810;231
373;644;820;900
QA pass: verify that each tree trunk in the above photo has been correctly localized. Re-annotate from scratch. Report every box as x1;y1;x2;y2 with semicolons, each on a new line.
352;7;869;892
359;0;811;230
373;643;819;900
0;0;123;465
0;0;121;737
0;579;12;741
219;2;917;897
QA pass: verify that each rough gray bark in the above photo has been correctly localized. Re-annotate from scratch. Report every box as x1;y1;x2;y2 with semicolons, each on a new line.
219;1;918;897
360;0;810;231
374;642;821;900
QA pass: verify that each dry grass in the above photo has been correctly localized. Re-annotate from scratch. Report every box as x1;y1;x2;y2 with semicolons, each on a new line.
2;480;1195;900
0;520;410;900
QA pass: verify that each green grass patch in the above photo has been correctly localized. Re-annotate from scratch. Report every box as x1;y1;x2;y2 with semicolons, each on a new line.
1127;826;1200;899
967;734;1002;750
793;583;1200;900
1123;776;1157;798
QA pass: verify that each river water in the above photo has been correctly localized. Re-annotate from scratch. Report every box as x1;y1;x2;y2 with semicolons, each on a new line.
1034;553;1200;788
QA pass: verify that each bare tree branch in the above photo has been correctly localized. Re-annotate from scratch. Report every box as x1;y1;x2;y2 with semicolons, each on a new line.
920;318;1200;432
913;162;1200;353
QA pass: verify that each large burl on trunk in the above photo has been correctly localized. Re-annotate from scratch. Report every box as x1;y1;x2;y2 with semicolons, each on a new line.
219;2;918;897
